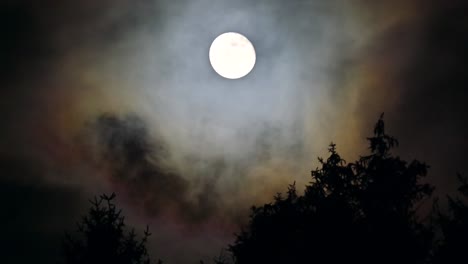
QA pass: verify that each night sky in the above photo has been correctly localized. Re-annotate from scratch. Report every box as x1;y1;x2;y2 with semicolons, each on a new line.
1;0;467;263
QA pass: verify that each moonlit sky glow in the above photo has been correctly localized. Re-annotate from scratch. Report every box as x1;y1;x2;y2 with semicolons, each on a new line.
1;1;467;263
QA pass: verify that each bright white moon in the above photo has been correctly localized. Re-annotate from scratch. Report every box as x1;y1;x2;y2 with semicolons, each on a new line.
209;32;256;79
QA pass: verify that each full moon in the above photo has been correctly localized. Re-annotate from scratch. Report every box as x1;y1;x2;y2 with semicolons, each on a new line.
209;32;256;79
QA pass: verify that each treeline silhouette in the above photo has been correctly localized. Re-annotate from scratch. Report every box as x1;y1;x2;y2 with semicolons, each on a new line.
62;115;468;263
61;193;159;264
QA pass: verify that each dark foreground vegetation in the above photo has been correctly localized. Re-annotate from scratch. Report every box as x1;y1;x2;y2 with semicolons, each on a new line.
62;115;468;263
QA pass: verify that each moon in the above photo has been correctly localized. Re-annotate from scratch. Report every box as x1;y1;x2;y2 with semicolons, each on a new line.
209;32;256;79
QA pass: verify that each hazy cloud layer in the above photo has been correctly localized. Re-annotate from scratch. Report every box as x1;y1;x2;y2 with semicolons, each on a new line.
1;0;467;263
88;114;221;222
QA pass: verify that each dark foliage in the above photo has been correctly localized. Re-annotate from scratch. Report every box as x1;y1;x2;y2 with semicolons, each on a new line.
62;193;157;264
61;115;468;264
229;114;435;264
433;174;468;263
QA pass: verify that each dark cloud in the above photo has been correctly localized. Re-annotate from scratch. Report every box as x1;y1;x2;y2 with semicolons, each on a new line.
1;0;467;263
0;157;85;264
352;0;468;194
87;113;221;223
0;3;41;85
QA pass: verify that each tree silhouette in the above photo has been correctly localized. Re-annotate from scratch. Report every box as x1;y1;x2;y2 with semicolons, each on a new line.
229;114;434;264
433;174;468;263
61;193;158;264
59;116;468;264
